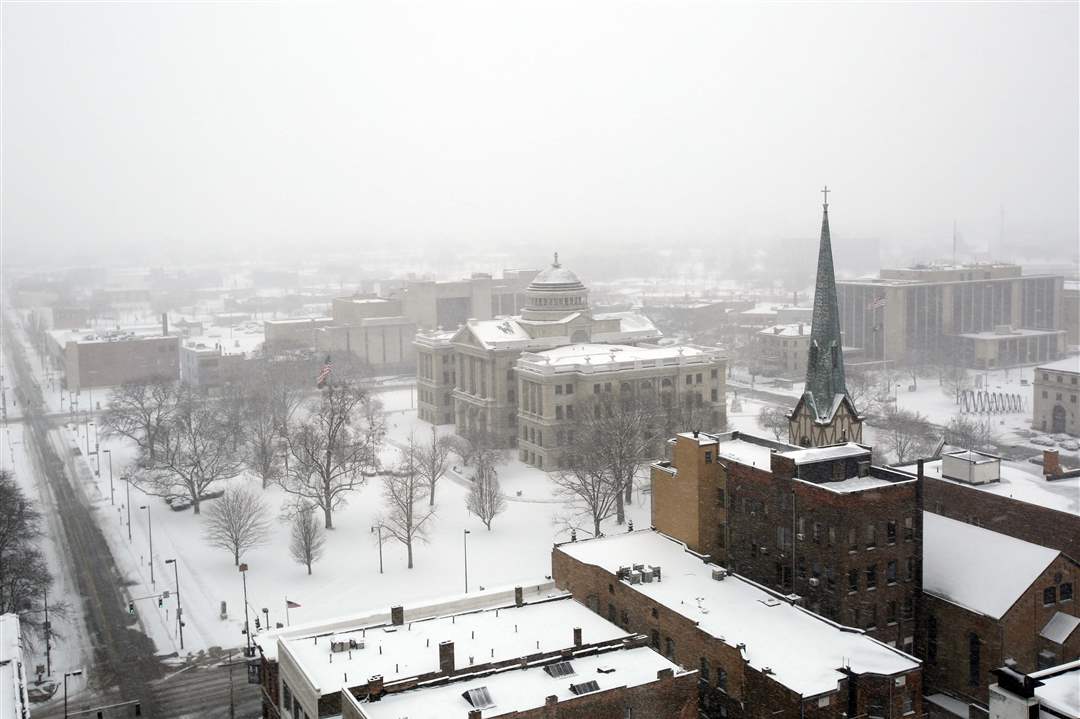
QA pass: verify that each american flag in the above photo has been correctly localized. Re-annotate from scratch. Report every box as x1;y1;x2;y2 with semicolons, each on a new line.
866;296;887;311
316;355;333;388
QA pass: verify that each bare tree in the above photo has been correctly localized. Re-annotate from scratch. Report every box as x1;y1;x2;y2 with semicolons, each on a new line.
280;382;373;529
466;451;506;530
379;447;435;568
136;392;244;513
553;444;620;539
288;501;326;575
413;426;452;507
447;429;505;469
262;359;309;437
880;408;937;465
203;484;270;565
101;377;177;464
940;360;971;405
845;367;877;416
240;386;284;489
359;395;387;474
758;405;790;441
900;349;924;392
944;413;996;451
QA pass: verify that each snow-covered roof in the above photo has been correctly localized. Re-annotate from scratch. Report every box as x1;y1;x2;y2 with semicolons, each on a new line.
278;588;630;695
0;613;29;719
798;475;897;494
957;328;1064;340
557;531;919;697
349;645;685;719
923;513;1059;619
1032;660;1080;718
459;311;661;351
902;459;1079;517
1041;612;1080;645
1038;356;1080;374
778;443;869;465
715;438;776;468
529;343;709;368
758;323;810;338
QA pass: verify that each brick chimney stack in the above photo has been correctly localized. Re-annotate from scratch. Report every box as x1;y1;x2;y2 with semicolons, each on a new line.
366;675;384;700
1044;449;1062;477
468;711;481;719
514;586;523;607
439;640;455;674
573;627;582;647
391;605;404;626
544;695;558;719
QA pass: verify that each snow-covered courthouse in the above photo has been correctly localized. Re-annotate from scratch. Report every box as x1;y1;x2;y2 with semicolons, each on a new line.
415;256;726;468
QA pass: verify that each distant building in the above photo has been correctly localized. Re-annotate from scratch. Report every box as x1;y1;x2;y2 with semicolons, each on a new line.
48;325;180;391
1064;280;1080;348
0;613;30;719
988;661;1080;719
1033;357;1080;436
756;323;810;375
836;263;1065;368
254;583;696;719
652;431;919;647
398;269;540;331
553;530;924;719
920;513;1079;706
264;317;333;351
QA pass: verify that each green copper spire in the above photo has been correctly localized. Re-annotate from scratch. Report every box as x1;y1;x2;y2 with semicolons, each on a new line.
804;187;848;418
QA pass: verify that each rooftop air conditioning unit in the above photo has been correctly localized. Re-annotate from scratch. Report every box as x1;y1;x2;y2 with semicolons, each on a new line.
711;568;726;581
641;572;653;584
630;571;642;584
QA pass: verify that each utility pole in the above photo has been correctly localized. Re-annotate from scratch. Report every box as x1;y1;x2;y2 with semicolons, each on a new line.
165;558;183;650
463;529;471;593
240;564;251;657
43;584;51;676
125;475;132;541
140;505;154;586
228;651;236;719
371;524;385;574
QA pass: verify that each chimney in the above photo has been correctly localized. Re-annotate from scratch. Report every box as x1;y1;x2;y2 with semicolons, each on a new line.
573;627;582;647
514;586;523;607
657;668;674;680
1044;449;1061;478
439;640;455;674
544;695;558;719
391;605;404;626
366;675;384;699
468;711;481;719
161;312;169;336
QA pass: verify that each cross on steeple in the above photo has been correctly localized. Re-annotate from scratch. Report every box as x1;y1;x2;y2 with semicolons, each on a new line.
821;185;830;208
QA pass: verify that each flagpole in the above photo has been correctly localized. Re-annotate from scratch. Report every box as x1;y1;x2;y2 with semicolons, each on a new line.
285;596;290;626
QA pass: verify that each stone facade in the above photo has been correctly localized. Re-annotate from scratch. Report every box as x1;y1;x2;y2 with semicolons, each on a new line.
1033;357;1080;436
756;323;810;376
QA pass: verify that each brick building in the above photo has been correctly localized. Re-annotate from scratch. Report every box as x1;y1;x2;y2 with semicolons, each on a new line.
897;450;1080;563
1033;357;1080;436
921;513;1079;708
254;583;696;719
552;530;923;719
652;431;921;647
48;326;180;391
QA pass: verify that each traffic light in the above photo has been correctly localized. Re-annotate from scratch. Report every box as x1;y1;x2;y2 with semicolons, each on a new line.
127;601;135;615
157;596;163;608
254;617;261;630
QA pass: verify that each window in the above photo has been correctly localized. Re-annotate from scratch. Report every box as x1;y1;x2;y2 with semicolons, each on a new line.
699;657;711;684
696;373;703;384
566;405;574;419
886;521;897;545
812;522;822;544
886;560;897;584
828;526;836;546
905;557;915;582
651;629;660;649
1044;587;1057;606
566;384;574;394
555;385;562;395
927;615;938;664
705;451;713;464
608;603;616;622
848;569;859;592
651;607;658;619
848;527;858;551
866;565;877;590
717;669;728;692
865;523;877;548
968;632;981;687
711;389;718;402
685;375;692;385
867;604;877;629
902;595;914;620
1061;582;1073;601
886;600;897;625
620;609;628;626
593;384;601;395
555;406;563;419
665;637;675;659
904;517;914;541
608;583;614;594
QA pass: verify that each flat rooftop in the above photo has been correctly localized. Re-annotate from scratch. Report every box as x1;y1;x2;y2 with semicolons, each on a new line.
350;645;684;719
557;531;919;697
899;459;1079;517
530;343;710;367
779;442;870;465
1039;356;1080;374
276;585;632;696
1032;660;1080;718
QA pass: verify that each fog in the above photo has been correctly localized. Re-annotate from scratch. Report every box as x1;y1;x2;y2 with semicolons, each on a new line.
3;1;1077;274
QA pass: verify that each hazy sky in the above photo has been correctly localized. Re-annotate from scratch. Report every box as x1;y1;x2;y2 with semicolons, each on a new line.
3;1;1077;270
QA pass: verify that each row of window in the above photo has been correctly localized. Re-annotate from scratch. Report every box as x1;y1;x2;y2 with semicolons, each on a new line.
1042;372;1079;385
1040;390;1078;403
1043;582;1073;606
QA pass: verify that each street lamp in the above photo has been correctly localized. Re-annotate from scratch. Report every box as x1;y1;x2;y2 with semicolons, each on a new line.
103;449;113;505
165;559;184;650
125;473;132;542
63;669;82;718
463;529;471;593
239;563;252;657
370;524;385;574
140;504;154;586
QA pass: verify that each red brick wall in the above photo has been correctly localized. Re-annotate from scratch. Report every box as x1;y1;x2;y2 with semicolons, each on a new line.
923;477;1080;561
494;672;698;719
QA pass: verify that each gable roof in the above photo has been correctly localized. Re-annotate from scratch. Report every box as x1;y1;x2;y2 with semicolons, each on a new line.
923;513;1060;619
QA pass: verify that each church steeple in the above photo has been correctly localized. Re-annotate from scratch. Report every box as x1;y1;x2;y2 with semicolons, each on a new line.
804;185;847;418
788;188;863;448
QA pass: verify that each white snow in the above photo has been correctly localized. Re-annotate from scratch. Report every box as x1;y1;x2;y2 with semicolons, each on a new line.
797;475;897;494
351;645;684;719
779;443;869;464
906;459;1080;516
0;614;29;719
923;513;1059;619
530;343;707;367
925;692;969;717
1038;356;1080;374
1040;612;1080;645
1032;660;1080;718
281;592;628;694
557;531;919;696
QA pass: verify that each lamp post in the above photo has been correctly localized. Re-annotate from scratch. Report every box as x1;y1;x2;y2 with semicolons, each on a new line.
125;474;132;542
165;558;184;650
63;669;82;718
140;504;154;586
261;607;270;631
463;529;471;593
370;524;385;574
103;449;113;505
239;563;251;657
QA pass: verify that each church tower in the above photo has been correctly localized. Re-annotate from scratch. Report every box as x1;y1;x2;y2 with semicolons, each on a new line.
788;188;864;447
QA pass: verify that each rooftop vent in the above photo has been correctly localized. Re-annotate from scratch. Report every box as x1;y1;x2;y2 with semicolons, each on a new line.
711;568;727;581
544;661;576;678
331;638;362;653
462;686;495;709
569;680;601;695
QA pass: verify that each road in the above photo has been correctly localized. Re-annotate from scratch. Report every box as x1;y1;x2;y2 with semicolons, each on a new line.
5;314;262;717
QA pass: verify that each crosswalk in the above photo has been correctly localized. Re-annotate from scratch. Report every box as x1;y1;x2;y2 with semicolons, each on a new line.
152;663;263;718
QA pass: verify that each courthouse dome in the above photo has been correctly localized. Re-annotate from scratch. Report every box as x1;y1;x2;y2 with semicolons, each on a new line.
521;253;590;320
